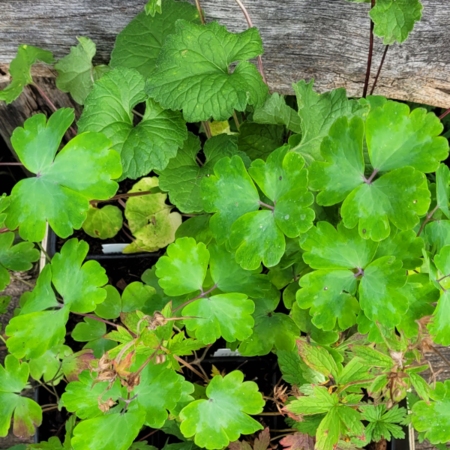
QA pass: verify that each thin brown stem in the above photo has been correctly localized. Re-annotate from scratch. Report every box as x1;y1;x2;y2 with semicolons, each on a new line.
432;346;450;368
32;83;77;136
232;111;241;130
90;190;152;206
362;0;376;98
134;347;162;378
9;273;35;289
173;354;208;381
172;284;218;313
255;412;283;416
138;429;159;442
202;121;212;139
439;108;450;120
370;45;389;95
71;312;118;328
233;0;267;84
258;200;274;210
195;0;206;24
0;162;24;166
42;406;59;413
417;204;439;237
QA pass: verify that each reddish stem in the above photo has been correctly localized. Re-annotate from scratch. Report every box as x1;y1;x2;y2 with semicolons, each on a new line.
90;190;153;205
32;83;77;137
71;312;118;328
0;162;24;166
439;108;450;120
172;284;218;313
233;0;267;84
258;200;275;210
370;45;389;96
362;0;376;98
417;204;439;237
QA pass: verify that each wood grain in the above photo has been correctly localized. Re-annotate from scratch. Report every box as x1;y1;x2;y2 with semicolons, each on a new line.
0;0;449;108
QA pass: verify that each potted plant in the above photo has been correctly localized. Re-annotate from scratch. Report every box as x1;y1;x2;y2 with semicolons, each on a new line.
1;0;450;449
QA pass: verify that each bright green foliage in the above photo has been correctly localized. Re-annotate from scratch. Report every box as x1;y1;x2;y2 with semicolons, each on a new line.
180;371;264;449
55;37;110;104
158;133;248;213
253;93;301;134
277;349;325;386
360;405;407;442
287;386;364;450
310;104;443;240
0;232;39;291
124;177;181;253
238;122;285;161
72;317;107;343
183;293;254;344
436;164;450;219
6;239;107;359
412;380;450;444
0;45;54;104
72;410;146;450
78;67;187;180
202;155;259;244
0;194;9;226
291;80;369;162
423;220;450;252
29;344;72;385
145;0;162;16
156;237;209;296
146;21;268;122
5;109;122;241
296;340;339;379
130;358;193;428
0;296;11;314
0;356;42;438
370;0;423;45
61;371;122;419
239;297;299;356
111;0;200;77
82;205;123;239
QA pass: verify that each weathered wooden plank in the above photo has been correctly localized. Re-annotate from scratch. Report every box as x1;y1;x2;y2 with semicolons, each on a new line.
0;0;449;108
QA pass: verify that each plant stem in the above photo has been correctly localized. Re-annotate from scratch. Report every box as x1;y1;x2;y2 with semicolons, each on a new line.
172;284;218;313
32;83;77;136
439;108;450;120
203;121;212;139
232;111;241;130
0;162;24;166
364;169;379;184
234;0;267;84
417;204;439;237
134;347;162;378
90;190;153;205
258;200;274;210
195;0;206;24
362;0;376;98
37;241;51;263
138;429;159;442
255;412;283;416
132;109;144;118
173;354;208;381
71;312;118;328
370;45;389;95
9;273;35;288
42;406;59;413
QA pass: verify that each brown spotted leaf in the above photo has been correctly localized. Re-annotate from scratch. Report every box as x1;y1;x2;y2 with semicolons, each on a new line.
280;433;315;450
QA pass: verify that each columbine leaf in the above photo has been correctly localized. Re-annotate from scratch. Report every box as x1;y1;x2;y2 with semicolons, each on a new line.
78;67;187;180
156;237;209;296
72;410;146;450
111;0;200;77
176;215;213;245
158;133;247;213
366;102;448;173
61;371;122;419
253;93;301;134
183;293;255;344
0;45;54;104
201;155;260;244
359;256;407;327
297;270;359;331
239;297;299;356
124;177;181;253
180;371;264;449
412;379;450;445
370;0;423;45
82;205;123;240
238;123;285;161
6;239;107;359
0;356;42;438
436;164;450;219
208;243;275;298
72;317;106;343
428;290;450;345
423;220;450;252
146;20;268;122
0;232;39;290
291;80;369;162
29;344;72;385
130;358;193;427
55;37;109;105
6;109;121;242
62;349;96;382
300;221;378;270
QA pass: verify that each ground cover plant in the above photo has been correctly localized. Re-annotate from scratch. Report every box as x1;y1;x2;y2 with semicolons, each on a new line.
1;0;450;449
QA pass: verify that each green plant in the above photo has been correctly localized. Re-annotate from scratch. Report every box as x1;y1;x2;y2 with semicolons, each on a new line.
1;0;450;449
